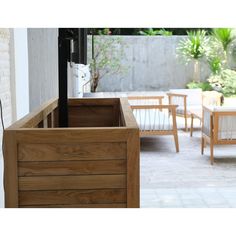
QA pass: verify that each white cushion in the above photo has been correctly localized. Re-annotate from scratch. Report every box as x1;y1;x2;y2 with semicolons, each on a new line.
213;106;236;112
169;89;202;106
133;109;173;131
176;105;202;115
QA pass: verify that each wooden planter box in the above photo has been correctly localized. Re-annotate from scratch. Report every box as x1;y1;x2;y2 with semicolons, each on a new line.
3;98;140;208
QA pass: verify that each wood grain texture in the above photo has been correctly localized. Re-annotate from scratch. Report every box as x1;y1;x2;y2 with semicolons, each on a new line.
16;128;129;143
4;97;140;208
120;98;139;128
18;160;127;176
68;98;120;106
68;106;115;127
20;203;126;208
18;142;126;161
8;98;58;129
19;174;127;191
127;129;140;208
3;130;19;207
19;189;126;206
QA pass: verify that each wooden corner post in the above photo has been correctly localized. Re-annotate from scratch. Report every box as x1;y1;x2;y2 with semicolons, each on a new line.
3;130;19;207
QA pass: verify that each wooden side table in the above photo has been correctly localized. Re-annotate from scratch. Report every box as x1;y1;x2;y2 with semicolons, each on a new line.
190;108;202;137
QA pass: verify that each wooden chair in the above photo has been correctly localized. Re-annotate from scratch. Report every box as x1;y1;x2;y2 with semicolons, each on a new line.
167;89;222;132
128;96;179;152
202;106;236;165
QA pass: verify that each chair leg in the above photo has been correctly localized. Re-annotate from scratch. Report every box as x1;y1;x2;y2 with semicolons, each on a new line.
190;115;193;137
201;137;204;155
185;116;188;132
204;138;207;148
174;132;179;153
210;140;214;165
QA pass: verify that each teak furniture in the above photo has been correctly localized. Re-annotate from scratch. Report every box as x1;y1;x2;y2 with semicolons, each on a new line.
202;106;236;165
167;89;223;132
3;97;140;208
128;96;179;152
190;108;202;137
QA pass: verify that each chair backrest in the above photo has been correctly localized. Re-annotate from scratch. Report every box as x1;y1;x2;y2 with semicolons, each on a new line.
128;96;176;132
202;91;223;106
128;96;164;106
169;89;202;106
130;104;177;132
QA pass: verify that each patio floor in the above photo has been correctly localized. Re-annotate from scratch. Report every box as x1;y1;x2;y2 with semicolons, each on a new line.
141;124;236;208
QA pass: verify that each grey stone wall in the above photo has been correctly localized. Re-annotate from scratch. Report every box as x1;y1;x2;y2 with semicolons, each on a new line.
88;36;211;92
28;28;58;111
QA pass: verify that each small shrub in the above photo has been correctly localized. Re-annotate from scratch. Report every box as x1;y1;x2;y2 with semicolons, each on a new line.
207;69;236;96
186;81;213;91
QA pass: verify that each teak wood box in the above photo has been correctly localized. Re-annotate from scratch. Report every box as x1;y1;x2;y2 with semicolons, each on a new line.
3;98;140;208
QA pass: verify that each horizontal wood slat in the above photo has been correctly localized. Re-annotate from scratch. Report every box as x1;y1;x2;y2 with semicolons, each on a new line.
19;189;126;206
19;175;126;191
69;106;115;127
16;129;129;143
18;160;127;176
18;143;126;162
20;203;127;208
68;98;120;107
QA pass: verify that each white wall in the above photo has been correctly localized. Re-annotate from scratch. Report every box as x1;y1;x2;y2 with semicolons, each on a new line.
27;28;58;111
13;28;29;119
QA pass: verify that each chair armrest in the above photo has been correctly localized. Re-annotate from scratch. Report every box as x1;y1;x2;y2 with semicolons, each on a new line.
166;93;187;98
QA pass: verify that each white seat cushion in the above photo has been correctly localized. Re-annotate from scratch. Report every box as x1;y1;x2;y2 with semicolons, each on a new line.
133;109;173;131
169;89;202;106
176;105;202;115
213;106;236;112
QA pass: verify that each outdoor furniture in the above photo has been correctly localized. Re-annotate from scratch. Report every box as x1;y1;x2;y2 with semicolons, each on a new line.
167;89;222;131
202;106;236;165
3;97;140;208
128;96;179;152
190;108;202;137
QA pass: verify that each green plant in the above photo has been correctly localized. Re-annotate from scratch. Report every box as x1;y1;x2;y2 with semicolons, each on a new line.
139;28;172;36
208;69;236;96
97;28;112;35
208;56;222;75
177;30;209;62
177;30;209;82
139;28;159;36
212;28;235;51
88;36;128;92
186;81;213;91
157;29;172;36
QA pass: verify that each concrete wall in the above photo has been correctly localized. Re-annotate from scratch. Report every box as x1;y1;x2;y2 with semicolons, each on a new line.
88;36;211;92
28;28;58;111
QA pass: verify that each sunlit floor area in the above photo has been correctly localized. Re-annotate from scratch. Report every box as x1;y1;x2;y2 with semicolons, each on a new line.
141;127;236;208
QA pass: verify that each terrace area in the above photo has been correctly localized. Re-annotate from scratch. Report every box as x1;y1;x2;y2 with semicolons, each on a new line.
1;28;236;208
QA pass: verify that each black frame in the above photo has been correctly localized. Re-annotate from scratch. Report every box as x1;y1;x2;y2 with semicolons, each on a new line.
58;28;87;127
